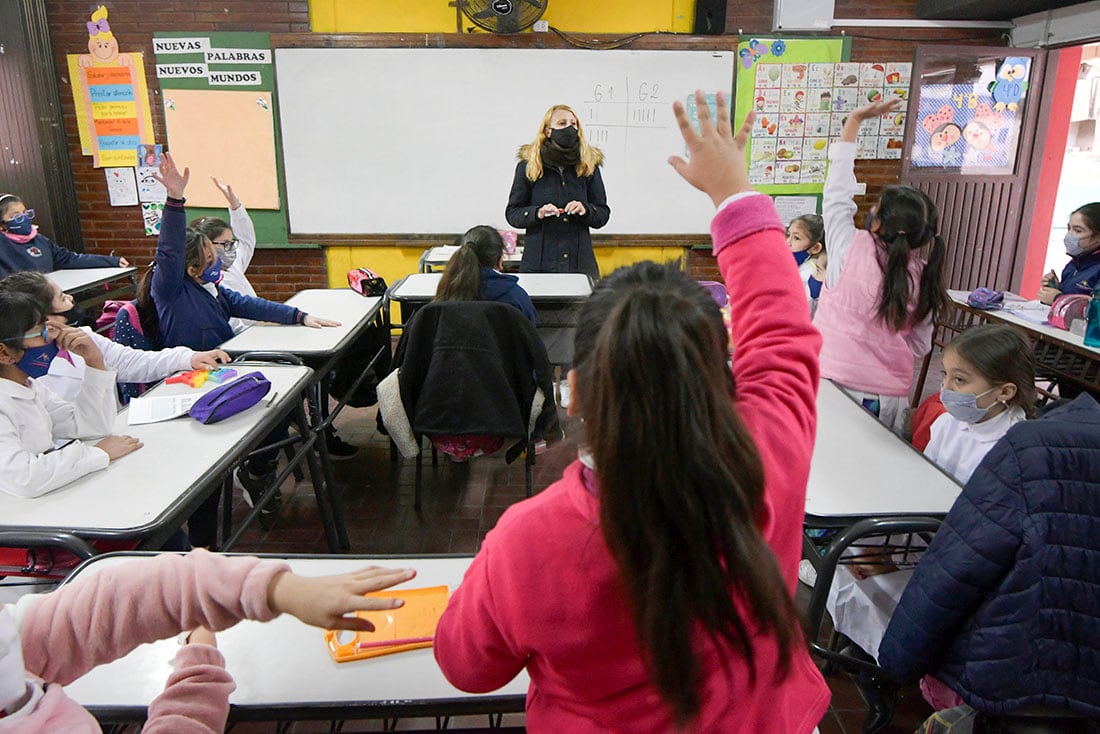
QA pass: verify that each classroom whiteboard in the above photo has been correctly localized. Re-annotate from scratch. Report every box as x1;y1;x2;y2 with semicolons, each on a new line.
274;48;735;235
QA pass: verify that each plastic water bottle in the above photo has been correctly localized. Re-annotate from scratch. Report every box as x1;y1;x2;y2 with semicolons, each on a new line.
1086;286;1100;348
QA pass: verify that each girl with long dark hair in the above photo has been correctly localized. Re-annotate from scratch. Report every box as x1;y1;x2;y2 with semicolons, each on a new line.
434;92;830;733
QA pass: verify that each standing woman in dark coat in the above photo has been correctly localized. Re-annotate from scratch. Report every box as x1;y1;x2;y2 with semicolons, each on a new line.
506;105;610;280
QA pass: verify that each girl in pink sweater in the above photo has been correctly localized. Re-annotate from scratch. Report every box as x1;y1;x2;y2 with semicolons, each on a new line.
434;92;830;733
0;550;414;732
816;100;949;434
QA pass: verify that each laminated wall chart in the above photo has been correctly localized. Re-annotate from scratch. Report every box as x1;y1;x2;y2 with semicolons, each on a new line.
735;38;911;195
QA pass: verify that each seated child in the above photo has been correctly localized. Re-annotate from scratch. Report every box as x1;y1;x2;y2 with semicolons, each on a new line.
0;290;141;498
0;271;228;402
824;323;1036;662
0;550;415;730
190;176;260;333
787;213;827;315
0;193;127;278
435;225;537;325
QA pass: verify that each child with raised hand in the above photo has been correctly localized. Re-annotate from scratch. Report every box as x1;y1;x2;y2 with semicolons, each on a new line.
434;92;829;733
191;177;259;334
435;225;536;324
0;271;229;402
0;193;128;278
148;154;339;352
0;290;141;499
787;213;827;313
0;551;414;731
818;100;949;434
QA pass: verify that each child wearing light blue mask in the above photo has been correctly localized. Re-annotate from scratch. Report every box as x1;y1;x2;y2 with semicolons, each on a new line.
0;289;142;498
927;324;1036;485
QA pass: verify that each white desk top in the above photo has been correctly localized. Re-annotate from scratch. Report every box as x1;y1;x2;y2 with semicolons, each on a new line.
46;266;136;294
423;245;524;265
804;381;961;520
949;290;1100;357
64;555;529;710
0;363;312;539
391;272;591;301
220;289;382;357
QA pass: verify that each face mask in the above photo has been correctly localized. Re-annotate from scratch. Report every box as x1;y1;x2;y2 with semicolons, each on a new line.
549;126;579;148
16;341;59;379
199;256;223;284
1064;233;1091;257
792;249;810;266
940;385;998;424
3;218;33;237
218;247;237;270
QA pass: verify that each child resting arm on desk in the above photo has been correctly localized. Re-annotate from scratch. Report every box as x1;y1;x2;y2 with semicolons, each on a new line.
0;550;416;731
0;289;141;499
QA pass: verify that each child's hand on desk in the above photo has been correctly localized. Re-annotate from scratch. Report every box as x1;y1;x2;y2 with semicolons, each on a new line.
191;349;231;370
303;315;341;329
95;434;144;461
668;90;754;207
53;324;106;370
267;565;417;631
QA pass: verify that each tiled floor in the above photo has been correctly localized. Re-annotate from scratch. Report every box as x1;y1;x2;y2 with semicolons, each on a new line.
224;397;936;733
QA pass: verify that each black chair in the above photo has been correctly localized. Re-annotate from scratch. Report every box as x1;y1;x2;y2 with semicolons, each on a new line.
803;516;943;734
378;301;556;511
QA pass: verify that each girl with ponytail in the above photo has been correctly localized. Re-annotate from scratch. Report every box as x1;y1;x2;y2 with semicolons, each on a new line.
816;100;949;434
435;92;830;733
434;225;536;324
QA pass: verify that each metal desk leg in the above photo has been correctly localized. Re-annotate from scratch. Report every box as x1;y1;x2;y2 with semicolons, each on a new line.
220;474;234;549
298;393;350;552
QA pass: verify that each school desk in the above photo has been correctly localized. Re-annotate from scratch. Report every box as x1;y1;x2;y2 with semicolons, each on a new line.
917;290;1100;401
220;288;386;551
63;553;528;726
805;380;962;527
0;363;331;553
419;245;524;273
46;266;137;318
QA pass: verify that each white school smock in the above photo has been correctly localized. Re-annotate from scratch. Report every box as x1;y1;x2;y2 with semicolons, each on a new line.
0;367;117;498
924;405;1026;485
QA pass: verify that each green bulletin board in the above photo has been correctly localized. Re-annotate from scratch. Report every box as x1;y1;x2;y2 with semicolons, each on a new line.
152;31;292;246
735;37;850;195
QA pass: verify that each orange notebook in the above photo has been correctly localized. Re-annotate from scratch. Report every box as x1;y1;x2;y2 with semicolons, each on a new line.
324;585;450;663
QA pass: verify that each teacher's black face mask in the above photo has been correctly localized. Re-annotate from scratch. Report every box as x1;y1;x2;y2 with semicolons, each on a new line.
549;126;579;148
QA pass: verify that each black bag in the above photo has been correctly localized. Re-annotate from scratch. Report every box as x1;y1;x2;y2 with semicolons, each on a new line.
329;321;392;408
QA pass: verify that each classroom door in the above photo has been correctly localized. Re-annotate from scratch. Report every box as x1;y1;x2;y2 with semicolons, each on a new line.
899;45;1047;291
0;0;83;248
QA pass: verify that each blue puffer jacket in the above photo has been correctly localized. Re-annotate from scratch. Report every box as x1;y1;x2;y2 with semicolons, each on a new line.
879;394;1100;717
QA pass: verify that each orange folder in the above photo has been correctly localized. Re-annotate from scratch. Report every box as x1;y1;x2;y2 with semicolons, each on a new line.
324;585;450;663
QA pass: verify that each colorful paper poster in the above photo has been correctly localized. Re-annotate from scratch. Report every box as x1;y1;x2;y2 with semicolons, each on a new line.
137;143;163;167
736;37;849;195
105;167;138;206
137;166;167;203
67;6;155;168
911;56;1031;172
142;202;164;236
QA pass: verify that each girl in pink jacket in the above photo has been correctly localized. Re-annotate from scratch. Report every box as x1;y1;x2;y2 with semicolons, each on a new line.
0;550;414;732
434;93;830;733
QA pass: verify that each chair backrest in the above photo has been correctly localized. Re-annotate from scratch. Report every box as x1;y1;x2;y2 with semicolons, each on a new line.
392;300;555;440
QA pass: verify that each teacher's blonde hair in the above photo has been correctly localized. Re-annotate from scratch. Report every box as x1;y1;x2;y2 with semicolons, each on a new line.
518;104;604;182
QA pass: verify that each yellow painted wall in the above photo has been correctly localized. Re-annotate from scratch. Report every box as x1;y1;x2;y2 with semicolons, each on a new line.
310;0;695;34
310;0;696;284
325;245;684;287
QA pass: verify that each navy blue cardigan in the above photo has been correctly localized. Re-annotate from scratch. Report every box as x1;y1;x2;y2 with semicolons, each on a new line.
879;394;1100;717
0;231;120;277
152;199;303;350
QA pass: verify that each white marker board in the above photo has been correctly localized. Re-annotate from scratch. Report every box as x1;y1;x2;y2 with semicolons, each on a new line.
274;48;735;235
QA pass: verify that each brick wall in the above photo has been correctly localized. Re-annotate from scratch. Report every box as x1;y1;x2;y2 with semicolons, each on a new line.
44;1;320;301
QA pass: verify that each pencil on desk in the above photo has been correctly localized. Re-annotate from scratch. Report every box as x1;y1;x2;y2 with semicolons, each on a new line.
266;391;279;407
357;636;433;650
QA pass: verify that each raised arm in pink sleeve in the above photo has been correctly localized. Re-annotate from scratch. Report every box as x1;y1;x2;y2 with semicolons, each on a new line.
713;193;822;585
143;644;235;734
15;549;290;685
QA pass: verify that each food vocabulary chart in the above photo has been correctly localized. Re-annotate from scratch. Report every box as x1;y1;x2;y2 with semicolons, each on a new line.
748;62;912;186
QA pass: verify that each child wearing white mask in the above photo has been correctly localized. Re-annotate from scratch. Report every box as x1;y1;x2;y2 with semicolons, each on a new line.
825;324;1036;665
190;177;258;334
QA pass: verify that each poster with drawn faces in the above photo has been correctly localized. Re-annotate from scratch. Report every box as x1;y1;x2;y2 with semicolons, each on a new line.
747;60;911;184
911;56;1030;171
